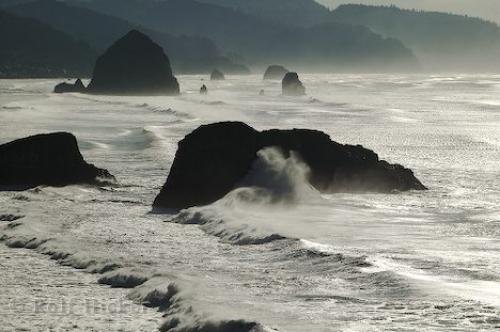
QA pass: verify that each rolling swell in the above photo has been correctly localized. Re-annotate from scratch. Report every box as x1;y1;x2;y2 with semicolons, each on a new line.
0;217;272;332
135;102;193;119
128;278;271;332
71;94;192;120
171;209;287;245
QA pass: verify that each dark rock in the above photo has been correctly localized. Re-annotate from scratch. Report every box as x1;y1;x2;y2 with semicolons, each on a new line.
200;84;208;94
0;132;114;190
282;72;305;96
153;122;426;210
54;78;86;93
210;69;225;81
263;65;289;80
87;30;179;95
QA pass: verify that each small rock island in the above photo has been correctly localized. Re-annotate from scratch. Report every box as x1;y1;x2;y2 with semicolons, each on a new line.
263;65;289;80
210;69;225;81
54;79;86;94
54;30;179;96
87;30;179;95
0;132;114;190
282;72;306;96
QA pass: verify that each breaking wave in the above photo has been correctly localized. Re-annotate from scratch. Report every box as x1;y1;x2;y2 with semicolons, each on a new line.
0;217;273;332
113;126;170;150
129;277;273;332
135;102;192;119
169;147;320;244
98;268;150;288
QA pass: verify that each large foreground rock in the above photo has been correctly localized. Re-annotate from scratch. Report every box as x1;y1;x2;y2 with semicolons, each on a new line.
0;132;114;190
153;122;426;210
86;30;179;95
54;79;86;93
282;72;305;96
263;65;289;80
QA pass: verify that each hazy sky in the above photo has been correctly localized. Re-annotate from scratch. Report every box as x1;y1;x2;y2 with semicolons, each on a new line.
317;0;500;24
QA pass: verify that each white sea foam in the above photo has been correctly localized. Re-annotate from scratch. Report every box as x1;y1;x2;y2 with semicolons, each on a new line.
363;257;500;307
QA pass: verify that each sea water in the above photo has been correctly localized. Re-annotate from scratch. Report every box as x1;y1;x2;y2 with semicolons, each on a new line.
0;74;499;331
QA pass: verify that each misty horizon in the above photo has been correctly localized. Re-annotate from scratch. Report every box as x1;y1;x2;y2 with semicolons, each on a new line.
319;0;500;24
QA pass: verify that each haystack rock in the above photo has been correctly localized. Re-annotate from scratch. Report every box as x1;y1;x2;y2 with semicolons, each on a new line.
54;79;86;93
153;122;426;210
263;65;289;80
0;132;114;190
282;72;306;96
210;69;225;81
86;30;179;95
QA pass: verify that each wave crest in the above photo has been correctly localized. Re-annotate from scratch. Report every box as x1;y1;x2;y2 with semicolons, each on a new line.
168;147;321;245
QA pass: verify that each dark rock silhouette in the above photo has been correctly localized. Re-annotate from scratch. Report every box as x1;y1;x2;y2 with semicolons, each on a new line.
200;84;208;94
0;132;114;190
210;69;225;81
282;72;305;96
87;30;179;95
54;78;86;93
153;122;426;210
263;65;289;80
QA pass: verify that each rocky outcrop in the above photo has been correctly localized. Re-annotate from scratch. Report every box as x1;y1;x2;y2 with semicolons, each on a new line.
263;65;289;80
282;72;305;96
0;132;114;190
54;78;86;93
210;69;225;81
153;122;426;210
86;30;179;95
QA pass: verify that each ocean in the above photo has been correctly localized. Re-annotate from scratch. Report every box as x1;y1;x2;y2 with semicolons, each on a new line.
0;74;499;331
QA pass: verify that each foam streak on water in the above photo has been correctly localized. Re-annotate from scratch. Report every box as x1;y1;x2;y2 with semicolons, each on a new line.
1;74;500;331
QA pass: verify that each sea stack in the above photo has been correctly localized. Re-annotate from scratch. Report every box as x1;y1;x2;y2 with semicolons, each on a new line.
282;72;306;96
263;65;289;80
0;132;114;190
86;30;179;95
210;69;225;81
54;79;86;94
153;122;426;210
